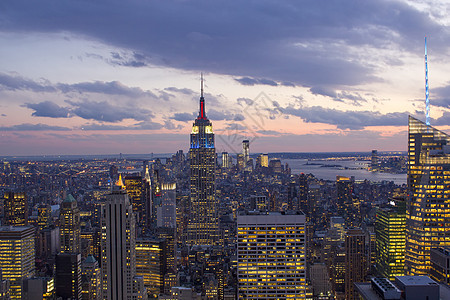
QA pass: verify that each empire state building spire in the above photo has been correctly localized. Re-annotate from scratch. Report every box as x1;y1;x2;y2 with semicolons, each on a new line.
198;73;206;119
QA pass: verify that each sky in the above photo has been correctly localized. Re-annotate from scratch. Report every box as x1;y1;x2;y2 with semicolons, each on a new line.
1;0;450;156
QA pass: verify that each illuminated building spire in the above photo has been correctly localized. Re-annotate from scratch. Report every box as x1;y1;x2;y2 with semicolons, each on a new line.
198;73;206;119
425;36;430;126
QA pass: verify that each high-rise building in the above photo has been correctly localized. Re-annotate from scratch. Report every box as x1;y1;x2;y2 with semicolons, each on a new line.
187;77;217;246
0;226;35;299
406;116;450;275
430;247;450;285
37;204;52;229
55;253;82;300
60;193;81;254
23;277;55;300
82;255;101;300
3;192;28;226
124;174;147;228
242;140;252;172
136;238;165;298
242;140;249;164
345;228;367;300
101;181;137;300
336;176;359;226
371;150;379;171
157;183;176;228
298;173;308;213
221;152;231;169
237;211;306;299
375;200;406;280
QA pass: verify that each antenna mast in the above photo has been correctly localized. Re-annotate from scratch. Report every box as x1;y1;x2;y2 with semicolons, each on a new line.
425;37;430;126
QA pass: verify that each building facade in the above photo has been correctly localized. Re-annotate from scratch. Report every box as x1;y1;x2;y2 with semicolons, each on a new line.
406;116;450;275
3;192;28;226
0;226;35;299
101;185;136;300
237;212;306;299
375;200;406;280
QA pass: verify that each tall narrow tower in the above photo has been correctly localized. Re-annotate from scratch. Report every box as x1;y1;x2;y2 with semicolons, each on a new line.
59;194;81;254
425;36;430;126
187;75;217;246
101;178;137;299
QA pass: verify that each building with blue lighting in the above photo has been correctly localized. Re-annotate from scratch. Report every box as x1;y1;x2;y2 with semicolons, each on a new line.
187;77;218;246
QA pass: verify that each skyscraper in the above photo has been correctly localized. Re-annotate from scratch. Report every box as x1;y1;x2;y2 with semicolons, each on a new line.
0;226;35;299
82;255;101;300
187;77;217;246
406;116;450;275
237;211;306;299
375;200;406;280
3;192;28;226
55;253;82;300
101;180;136;300
345;228;367;300
60;193;81;254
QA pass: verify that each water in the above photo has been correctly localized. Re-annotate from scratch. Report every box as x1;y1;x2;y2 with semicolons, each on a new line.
282;158;406;185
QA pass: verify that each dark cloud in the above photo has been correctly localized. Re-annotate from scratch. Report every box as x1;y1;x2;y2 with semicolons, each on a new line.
58;81;156;97
24;101;70;118
173;112;196;122
1;114;6;117
431;84;450;109
0;73;157;98
2;0;443;87
108;51;147;67
237;98;254;107
0;123;71;131
66;99;153;122
235;77;278;86
163;120;183;130
309;87;368;104
284;106;409;130
0;73;56;92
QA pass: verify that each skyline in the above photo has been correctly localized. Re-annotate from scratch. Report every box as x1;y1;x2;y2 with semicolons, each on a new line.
1;1;450;155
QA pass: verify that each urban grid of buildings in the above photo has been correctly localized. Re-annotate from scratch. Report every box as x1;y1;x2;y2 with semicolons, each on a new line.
0;79;450;300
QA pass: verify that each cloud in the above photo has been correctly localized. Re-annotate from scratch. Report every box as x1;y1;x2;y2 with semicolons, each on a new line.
0;73;157;98
207;109;244;121
173;112;195;122
431;84;450;109
66;99;154;122
0;123;71;131
163;120;183;130
284;106;409;130
2;0;444;88
58;80;156;97
24;101;70;118
235;77;278;86
24;99;155;123
164;87;195;95
309;86;368;104
0;73;56;92
257;130;284;136
108;51;147;67
80;121;163;130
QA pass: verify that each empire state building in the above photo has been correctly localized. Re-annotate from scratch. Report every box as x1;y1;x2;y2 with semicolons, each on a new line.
187;77;217;246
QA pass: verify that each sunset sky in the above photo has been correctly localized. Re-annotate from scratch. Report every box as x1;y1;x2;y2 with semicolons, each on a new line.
1;0;450;156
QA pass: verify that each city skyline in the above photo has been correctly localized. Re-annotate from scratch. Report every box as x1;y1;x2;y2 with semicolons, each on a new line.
1;1;450;155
